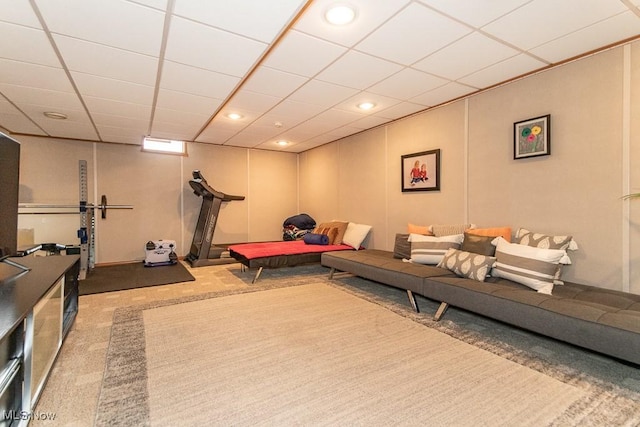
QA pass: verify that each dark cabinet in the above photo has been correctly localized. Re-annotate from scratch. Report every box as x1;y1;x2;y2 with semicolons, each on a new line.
0;255;79;426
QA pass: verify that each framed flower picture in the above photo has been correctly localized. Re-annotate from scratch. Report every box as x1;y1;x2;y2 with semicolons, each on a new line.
514;115;550;159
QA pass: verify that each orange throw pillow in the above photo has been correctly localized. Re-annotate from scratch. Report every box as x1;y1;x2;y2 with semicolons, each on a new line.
407;223;433;235
466;227;512;242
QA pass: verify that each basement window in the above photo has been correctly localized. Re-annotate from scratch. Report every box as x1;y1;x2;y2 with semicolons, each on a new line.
142;137;186;156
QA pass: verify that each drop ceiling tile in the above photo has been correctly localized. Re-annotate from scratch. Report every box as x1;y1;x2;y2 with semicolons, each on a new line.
35;0;165;56
128;0;167;11
482;0;628;51
84;97;151;121
307;108;364;128
0;99;46;134
325;125;363;138
90;112;148;130
241;66;308;97
0;0;42;28
414;32;520;80
38;119;99;140
224;90;282;115
224;131;268;148
334;91;401;114
458;54;547;88
279;137;331;152
173;0;306;43
213;109;260;128
316;51;403;90
268;99;326;123
195;124;238;144
0;22;60;67
0;84;83;111
349;114;390;130
261;30;347;77
530;11;640;63
294;0;410;48
417;0;530;28
373;102;428;120
356;2;472;65
368;68;448;100
0;59;72;92
152;107;209;130
99;131;145;145
71;72;154;105
160;61;240;99
288;80;359;108
410;82;477;106
165;16;267;77
156;89;222;117
147;126;194;142
205;114;255;133
54;35;158;86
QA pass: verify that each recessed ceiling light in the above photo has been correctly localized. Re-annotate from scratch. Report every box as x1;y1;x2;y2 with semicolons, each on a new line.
43;111;67;120
227;113;243;120
276;140;289;146
325;4;356;25
357;102;376;111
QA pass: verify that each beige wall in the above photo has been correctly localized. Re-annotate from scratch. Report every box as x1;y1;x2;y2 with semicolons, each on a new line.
17;137;299;263
300;41;640;294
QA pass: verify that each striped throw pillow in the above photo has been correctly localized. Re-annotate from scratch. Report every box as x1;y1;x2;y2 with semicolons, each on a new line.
492;237;568;294
409;233;464;265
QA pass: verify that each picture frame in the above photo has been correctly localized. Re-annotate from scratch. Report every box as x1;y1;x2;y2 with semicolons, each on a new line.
401;149;440;192
514;114;550;159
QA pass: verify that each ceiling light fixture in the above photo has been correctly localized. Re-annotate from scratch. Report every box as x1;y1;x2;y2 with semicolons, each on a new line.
43;111;68;120
325;4;356;25
277;140;289;146
357;102;376;111
227;113;243;120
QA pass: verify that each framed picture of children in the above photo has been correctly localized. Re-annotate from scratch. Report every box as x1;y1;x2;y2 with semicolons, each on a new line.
401;149;440;192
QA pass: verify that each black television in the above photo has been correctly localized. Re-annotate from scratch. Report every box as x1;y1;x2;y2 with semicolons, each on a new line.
0;132;20;258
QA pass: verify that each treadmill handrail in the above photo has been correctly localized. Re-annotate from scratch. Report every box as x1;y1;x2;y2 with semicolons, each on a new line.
188;172;245;202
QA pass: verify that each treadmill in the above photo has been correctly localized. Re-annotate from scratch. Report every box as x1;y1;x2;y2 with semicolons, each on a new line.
186;170;245;267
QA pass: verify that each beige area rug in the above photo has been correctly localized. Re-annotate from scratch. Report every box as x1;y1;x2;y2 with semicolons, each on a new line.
98;282;590;426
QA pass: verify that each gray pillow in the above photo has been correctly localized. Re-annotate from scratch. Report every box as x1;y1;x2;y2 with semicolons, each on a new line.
461;233;496;256
393;233;411;259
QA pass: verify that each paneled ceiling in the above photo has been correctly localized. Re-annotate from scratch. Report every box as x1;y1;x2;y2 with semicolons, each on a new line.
1;0;639;153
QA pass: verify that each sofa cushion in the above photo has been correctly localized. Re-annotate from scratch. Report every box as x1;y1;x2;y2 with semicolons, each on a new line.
409;233;464;265
321;249;453;294
437;248;496;282
492;237;567;294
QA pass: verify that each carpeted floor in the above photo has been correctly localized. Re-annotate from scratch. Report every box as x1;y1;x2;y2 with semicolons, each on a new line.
98;283;587;426
79;261;195;295
30;263;640;426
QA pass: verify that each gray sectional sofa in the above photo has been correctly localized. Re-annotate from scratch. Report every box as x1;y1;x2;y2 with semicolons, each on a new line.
321;248;640;366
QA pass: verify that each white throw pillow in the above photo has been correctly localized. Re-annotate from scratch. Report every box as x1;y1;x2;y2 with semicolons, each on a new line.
342;222;372;249
491;237;569;294
408;233;464;265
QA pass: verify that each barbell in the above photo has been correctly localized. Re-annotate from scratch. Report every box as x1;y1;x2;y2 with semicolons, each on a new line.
19;195;133;219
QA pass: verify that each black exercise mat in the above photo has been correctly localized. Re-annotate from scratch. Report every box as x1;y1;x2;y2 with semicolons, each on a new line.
79;261;195;295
